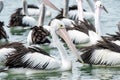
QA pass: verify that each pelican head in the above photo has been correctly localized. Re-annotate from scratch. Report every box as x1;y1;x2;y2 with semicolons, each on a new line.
0;0;3;13
50;19;84;63
50;19;66;31
95;0;108;13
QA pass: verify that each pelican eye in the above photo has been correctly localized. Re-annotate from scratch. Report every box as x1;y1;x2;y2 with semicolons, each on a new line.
60;24;63;28
100;4;103;7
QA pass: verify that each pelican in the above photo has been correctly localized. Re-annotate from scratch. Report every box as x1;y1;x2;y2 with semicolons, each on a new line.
27;3;50;45
0;19;83;73
27;1;61;46
19;0;53;17
50;0;90;45
79;36;120;66
27;26;50;46
66;1;120;67
11;0;59;17
66;0;107;46
52;0;103;46
8;0;37;27
57;0;94;21
0;0;8;42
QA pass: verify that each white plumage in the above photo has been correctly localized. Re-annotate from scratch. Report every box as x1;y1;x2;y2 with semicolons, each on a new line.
21;7;51;17
68;30;90;44
61;18;75;28
24;8;40;16
43;25;51;32
0;48;15;62
90;49;120;66
2;19;77;72
88;30;102;45
22;52;60;70
22;16;37;27
68;10;94;21
111;40;120;46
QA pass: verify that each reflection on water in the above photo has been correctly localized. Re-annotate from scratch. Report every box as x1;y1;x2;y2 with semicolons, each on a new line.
80;66;120;80
1;66;120;80
0;0;120;80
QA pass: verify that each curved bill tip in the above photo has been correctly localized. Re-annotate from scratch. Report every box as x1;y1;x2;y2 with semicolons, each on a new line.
43;0;60;11
102;6;108;13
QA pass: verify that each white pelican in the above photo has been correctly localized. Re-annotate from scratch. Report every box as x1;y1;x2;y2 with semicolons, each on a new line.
27;26;50;46
19;0;58;17
27;1;61;45
86;0;108;45
59;0;107;22
8;0;36;27
27;3;50;45
67;1;120;67
79;36;120;66
67;0;106;46
0;0;8;42
64;0;94;21
50;0;90;45
55;0;94;21
51;0;98;45
0;19;83;72
16;0;59;17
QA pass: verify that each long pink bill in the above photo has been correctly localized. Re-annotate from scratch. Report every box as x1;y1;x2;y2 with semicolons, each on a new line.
56;28;84;63
43;0;60;11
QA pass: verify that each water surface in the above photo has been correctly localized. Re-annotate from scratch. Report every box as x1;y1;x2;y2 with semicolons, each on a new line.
0;0;120;80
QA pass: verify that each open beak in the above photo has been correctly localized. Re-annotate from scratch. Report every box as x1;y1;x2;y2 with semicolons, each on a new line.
56;28;84;63
0;0;3;13
43;0;60;11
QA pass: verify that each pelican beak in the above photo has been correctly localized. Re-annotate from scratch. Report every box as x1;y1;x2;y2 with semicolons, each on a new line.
38;3;46;27
0;0;3;13
63;0;69;17
56;28;84;63
43;0;60;11
101;5;108;13
23;0;28;15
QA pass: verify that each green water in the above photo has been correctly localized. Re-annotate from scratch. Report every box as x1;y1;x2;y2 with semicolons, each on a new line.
0;0;120;80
